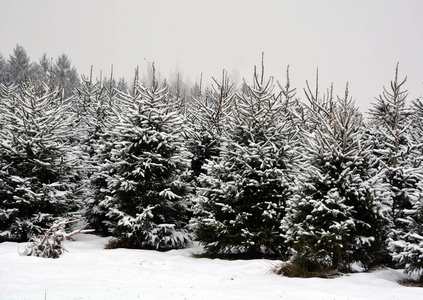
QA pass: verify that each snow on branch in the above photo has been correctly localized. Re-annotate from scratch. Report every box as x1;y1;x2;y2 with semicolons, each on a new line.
21;217;94;259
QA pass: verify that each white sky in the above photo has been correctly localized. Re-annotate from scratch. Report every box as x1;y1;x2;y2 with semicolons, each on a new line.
1;0;423;113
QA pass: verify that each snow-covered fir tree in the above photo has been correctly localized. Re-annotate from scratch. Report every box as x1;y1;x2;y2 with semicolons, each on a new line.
282;85;390;271
194;62;297;258
0;79;80;242
72;68;115;153
99;65;193;249
0;53;7;81
75;69;122;236
167;72;189;117
368;65;423;268
186;70;235;182
389;96;423;279
411;97;423;144
391;186;423;279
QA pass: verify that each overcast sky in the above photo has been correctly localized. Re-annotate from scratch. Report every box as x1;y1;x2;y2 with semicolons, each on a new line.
1;0;423;113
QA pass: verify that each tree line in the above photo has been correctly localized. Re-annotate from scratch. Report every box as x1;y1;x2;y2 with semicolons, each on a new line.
0;47;422;279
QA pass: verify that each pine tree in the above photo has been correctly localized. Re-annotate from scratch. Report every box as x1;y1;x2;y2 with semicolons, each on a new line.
72;67;109;147
100;65;192;249
0;53;7;81
85;67;144;236
194;60;297;258
7;45;35;85
38;54;50;76
36;54;54;84
168;72;188;116
53;54;80;99
389;97;423;279
187;70;235;182
0;79;79;242
282;85;390;271
391;192;423;279
368;64;422;268
410;97;423;157
79;68;122;235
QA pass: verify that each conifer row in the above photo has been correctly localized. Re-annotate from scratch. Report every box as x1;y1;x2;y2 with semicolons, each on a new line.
0;57;422;279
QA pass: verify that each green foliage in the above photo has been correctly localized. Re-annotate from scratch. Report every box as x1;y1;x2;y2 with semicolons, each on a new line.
194;64;297;258
367;65;423;273
282;87;390;271
0;79;79;241
186;71;235;182
99;67;192;249
391;194;423;278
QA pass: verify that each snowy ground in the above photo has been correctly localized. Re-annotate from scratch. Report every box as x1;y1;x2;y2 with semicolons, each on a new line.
1;234;423;300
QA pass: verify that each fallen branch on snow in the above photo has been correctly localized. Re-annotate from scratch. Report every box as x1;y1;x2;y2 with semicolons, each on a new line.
22;218;94;258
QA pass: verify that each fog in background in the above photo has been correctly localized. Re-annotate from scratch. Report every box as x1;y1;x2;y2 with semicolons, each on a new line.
1;0;423;113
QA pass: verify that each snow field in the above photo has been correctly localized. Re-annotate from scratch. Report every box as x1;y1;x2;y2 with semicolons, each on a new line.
1;234;423;300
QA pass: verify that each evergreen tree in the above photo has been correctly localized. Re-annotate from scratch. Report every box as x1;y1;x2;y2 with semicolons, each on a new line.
187;70;235;182
194;62;297;258
37;54;53;84
389;97;423;279
72;68;107;145
0;79;79;242
38;54;50;75
86;67;145;236
7;45;35;85
0;53;7;81
103;75;129;94
368;65;422;265
410;97;423;157
391;191;423;279
116;77;129;93
168;72;188;116
79;69;122;235
100;65;192;249
53;54;80;99
282;85;390;271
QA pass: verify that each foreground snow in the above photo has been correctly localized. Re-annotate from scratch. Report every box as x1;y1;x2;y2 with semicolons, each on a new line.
1;235;422;300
